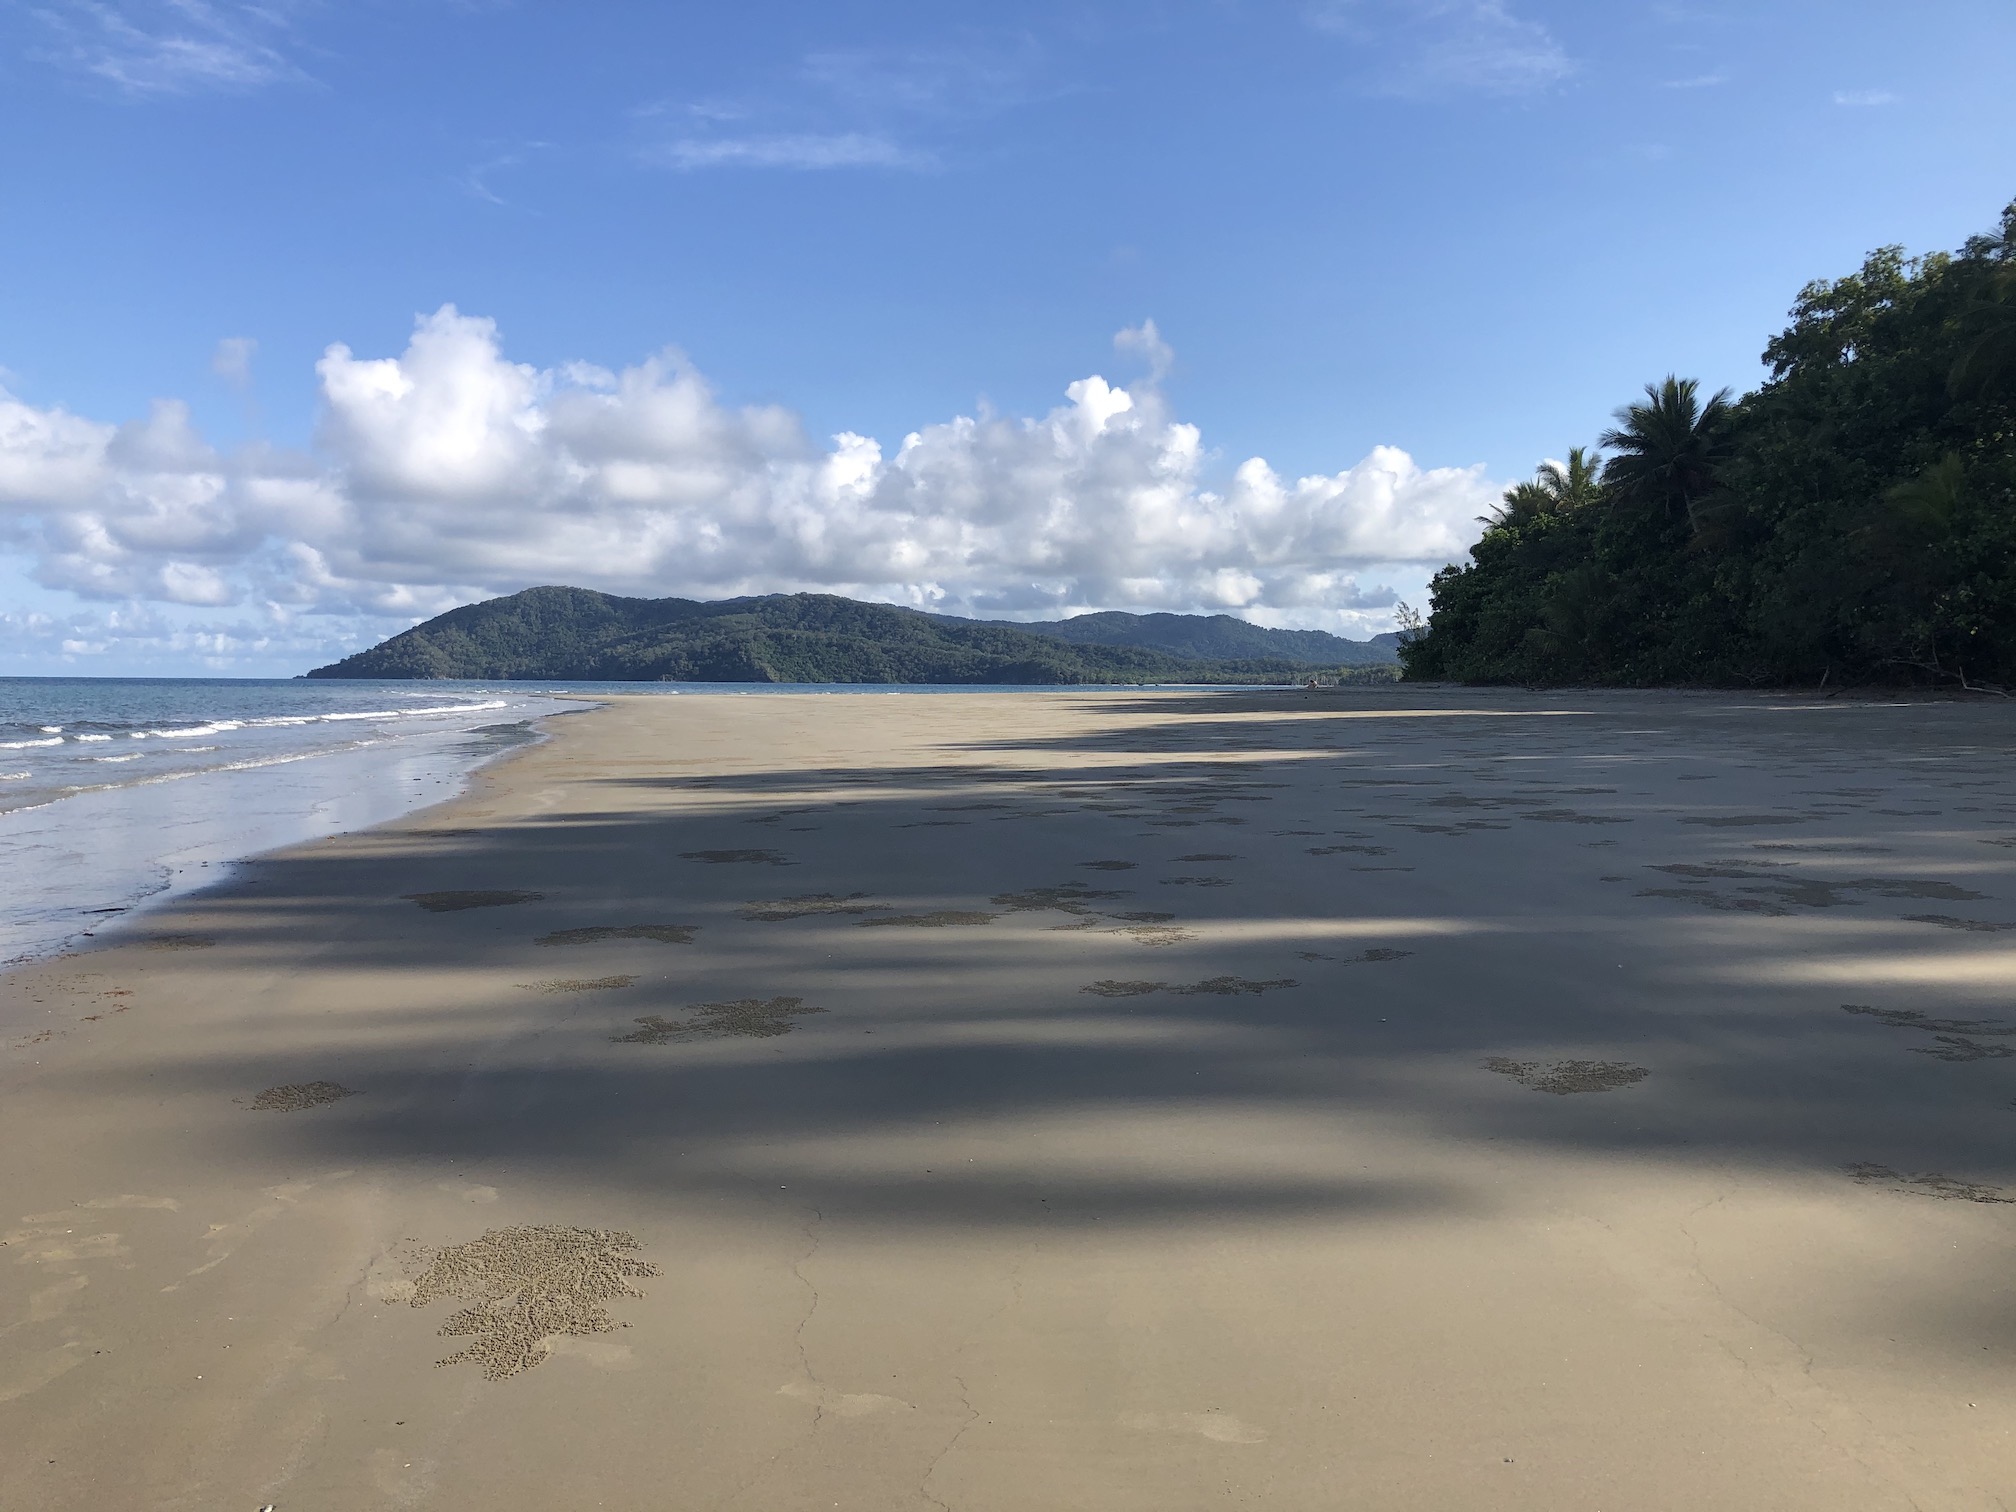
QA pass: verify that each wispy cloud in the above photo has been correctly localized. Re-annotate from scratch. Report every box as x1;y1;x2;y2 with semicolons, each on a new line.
1662;72;1728;89
457;143;553;207
1833;89;1898;107
1309;0;1573;99
635;36;1040;174
28;0;305;95
797;41;1042;119
644;132;934;173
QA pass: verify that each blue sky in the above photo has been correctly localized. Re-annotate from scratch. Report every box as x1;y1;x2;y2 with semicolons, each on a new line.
1;0;2012;675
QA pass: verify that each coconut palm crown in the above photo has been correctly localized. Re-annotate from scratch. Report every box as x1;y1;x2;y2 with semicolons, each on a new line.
1597;375;1735;529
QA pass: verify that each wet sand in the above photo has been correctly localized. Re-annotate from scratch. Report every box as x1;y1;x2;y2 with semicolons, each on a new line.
3;686;2015;1510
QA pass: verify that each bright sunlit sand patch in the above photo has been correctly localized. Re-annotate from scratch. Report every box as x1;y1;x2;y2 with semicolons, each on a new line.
1714;950;2016;987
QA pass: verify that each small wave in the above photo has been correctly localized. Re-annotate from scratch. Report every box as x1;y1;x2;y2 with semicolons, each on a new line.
314;700;509;722
85;753;145;763
74;733;113;742
0;737;63;750
39;726;62;733
133;721;245;740
0;771;28;780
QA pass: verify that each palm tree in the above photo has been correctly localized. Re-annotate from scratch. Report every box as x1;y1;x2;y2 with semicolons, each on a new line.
1949;265;2016;400
1482;446;1605;528
1598;376;1735;531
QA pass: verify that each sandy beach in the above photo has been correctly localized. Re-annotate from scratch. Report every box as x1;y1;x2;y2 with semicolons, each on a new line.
4;685;2014;1510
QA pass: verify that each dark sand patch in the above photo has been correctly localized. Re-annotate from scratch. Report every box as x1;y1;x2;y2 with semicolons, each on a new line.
1081;976;1296;999
679;849;795;866
1484;1058;1649;1095
250;1081;358;1111
1078;860;1137;871
991;884;1130;914
1175;853;1240;862
1679;815;1811;827
744;808;817;826
1308;844;1391;857
1107;911;1176;923
615;997;823;1043
739;894;887;922
1911;1037;2016;1062
1754;842;1893;853
1160;876;1231;888
1845;1164;2011;1204
405;890;544;913
1297;951;1334;962
856;911;999;929
537;925;696;946
1902;915;2016;933
1519;810;1633;825
1640;867;1987;916
1345;948;1413;964
520;976;636;994
411;1225;661;1380
143;934;216;950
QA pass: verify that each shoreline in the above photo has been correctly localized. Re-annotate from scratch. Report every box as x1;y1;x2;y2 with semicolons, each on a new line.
0;703;585;971
3;685;2013;1509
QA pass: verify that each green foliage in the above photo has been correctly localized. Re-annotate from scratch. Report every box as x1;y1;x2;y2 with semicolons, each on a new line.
308;589;1392;685
1404;198;2016;690
946;609;1399;666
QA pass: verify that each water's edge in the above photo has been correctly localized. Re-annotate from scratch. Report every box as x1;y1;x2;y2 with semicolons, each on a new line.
1;702;598;972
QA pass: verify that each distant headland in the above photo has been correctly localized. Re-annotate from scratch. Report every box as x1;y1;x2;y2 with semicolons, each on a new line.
304;587;1402;684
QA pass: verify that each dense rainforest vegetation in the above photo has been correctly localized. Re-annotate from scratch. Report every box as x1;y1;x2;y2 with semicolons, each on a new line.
306;588;1398;684
1403;200;2016;689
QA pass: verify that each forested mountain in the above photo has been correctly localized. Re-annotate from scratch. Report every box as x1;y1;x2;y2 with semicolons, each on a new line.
1403;199;2016;690
305;589;1390;684
940;610;1400;665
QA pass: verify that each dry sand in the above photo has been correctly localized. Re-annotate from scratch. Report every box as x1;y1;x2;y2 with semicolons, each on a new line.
3;686;2015;1510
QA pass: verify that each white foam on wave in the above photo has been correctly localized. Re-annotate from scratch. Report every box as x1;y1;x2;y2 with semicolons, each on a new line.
132;721;245;740
0;737;63;750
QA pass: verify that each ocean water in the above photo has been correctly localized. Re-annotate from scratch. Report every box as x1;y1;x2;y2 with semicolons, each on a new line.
0;677;1195;966
0;678;593;965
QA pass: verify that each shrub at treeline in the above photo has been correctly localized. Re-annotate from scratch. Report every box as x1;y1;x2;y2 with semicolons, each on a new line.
1402;200;2016;689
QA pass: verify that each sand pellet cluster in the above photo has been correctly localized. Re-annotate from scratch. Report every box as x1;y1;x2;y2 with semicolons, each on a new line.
250;1081;359;1111
410;1225;661;1379
1482;1058;1650;1096
614;996;823;1043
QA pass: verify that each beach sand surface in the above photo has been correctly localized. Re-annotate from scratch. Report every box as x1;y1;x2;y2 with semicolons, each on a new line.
3;687;2014;1510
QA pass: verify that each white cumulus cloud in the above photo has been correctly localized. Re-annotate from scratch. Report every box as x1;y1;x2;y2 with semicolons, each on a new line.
0;307;1496;663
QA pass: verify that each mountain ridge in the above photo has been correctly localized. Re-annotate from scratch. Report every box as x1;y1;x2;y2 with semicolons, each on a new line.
304;588;1399;683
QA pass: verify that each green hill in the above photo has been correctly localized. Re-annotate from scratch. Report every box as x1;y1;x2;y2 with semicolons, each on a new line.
304;589;1391;684
940;610;1398;665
